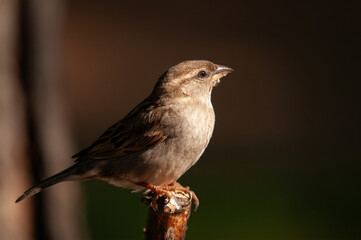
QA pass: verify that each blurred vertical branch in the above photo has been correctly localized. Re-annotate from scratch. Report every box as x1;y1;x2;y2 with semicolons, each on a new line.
22;0;87;240
0;1;33;240
0;0;86;240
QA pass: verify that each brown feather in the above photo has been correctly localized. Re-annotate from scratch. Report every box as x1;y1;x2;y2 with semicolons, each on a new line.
74;100;167;161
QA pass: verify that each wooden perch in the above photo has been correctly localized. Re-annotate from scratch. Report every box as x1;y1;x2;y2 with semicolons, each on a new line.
142;187;196;240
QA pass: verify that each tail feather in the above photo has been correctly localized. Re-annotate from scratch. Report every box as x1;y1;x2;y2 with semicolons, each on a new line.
15;164;81;203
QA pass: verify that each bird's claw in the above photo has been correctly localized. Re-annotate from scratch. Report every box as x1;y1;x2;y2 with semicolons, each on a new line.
139;182;199;212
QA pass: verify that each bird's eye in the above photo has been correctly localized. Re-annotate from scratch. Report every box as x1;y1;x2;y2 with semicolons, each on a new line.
198;71;207;78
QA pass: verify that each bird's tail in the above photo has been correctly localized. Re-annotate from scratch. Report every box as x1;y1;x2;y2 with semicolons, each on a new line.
15;163;86;203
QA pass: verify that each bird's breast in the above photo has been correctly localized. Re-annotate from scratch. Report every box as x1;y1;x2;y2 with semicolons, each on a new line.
166;101;215;146
159;101;215;166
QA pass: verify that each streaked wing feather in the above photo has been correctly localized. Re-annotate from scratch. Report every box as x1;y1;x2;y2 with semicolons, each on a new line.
73;100;166;161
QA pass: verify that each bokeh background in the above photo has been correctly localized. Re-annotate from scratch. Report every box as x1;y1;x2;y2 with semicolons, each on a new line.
1;0;360;240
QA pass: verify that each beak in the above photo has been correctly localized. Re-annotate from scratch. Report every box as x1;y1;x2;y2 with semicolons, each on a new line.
212;65;234;81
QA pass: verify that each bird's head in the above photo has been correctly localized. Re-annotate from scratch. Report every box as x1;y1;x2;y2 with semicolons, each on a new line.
152;60;233;102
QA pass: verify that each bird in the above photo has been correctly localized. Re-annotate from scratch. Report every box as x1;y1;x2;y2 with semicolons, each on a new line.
16;60;233;207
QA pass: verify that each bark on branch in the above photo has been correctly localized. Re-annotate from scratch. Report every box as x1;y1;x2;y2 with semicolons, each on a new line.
142;189;194;240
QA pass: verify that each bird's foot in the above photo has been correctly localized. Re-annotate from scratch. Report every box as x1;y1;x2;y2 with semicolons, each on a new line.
167;182;199;210
138;182;199;212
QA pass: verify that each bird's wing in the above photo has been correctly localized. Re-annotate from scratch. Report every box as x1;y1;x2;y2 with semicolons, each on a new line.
72;101;167;161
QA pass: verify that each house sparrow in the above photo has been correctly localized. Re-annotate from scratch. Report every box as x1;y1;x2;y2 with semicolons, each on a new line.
16;60;233;206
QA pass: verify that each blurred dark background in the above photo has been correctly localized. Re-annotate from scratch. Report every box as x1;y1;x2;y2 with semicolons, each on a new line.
1;0;360;240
